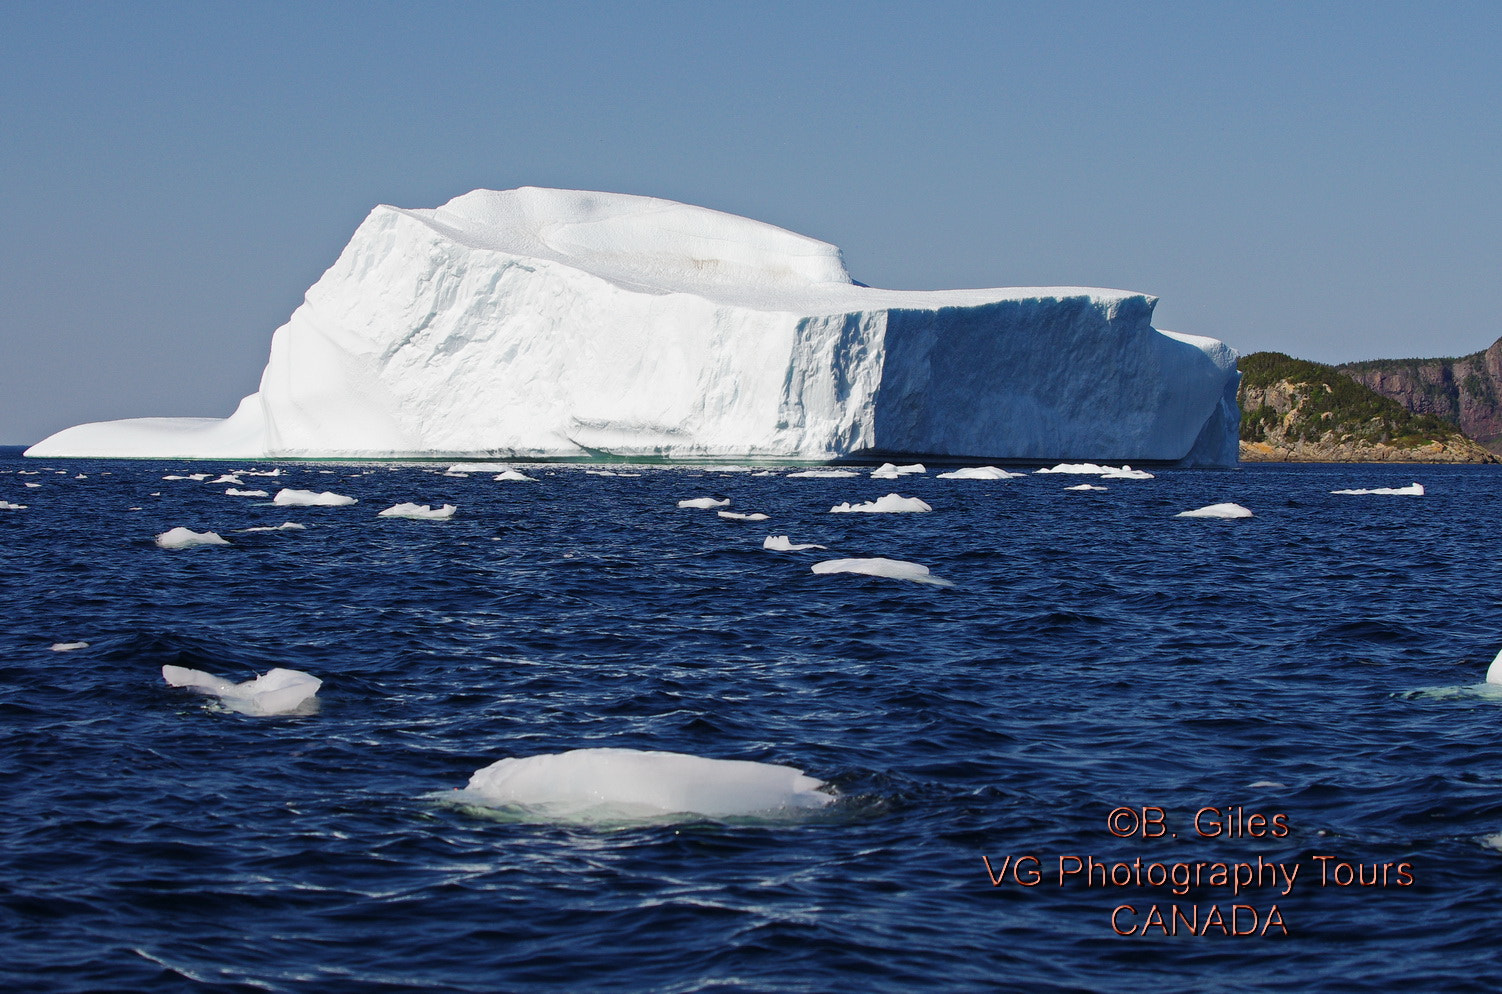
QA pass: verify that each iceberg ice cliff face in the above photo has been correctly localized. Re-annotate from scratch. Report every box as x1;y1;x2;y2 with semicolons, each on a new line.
27;187;1240;465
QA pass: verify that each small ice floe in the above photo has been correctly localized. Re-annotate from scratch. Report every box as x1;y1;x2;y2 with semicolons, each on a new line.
453;747;834;822
273;488;357;507
829;493;932;513
1248;780;1288;790
24;483;41;488
493;470;536;482
162;665;321;716
1175;503;1254;519
155;527;231;549
786;469;859;478
238;468;282;477
378;502;457;520
870;462;926;479
1101;465;1155;480
50;641;89;652
1483;833;1502;853
678;497;730;509
240;522;306;533
812;557;954;587
0;501;26;510
1485;648;1502;686
718;511;769;521
209;475;244;485
1331;483;1424;496
443;471;470;478
936;466;1025;480
585;469;618;476
1035;463;1111;475
1065;484;1108;492
763;535;827;552
74;474;87;479
447;462;507;474
163;473;211;481
225;488;270;497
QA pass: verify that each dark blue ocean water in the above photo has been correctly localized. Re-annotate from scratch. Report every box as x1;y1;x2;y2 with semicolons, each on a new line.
4;448;1502;993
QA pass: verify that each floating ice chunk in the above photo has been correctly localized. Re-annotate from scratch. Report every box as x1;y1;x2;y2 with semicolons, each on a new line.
273;488;357;506
459;747;833;821
493;470;536;482
378;502;457;520
1175;503;1254;519
870;462;927;479
1036;463;1110;475
787;469;859;478
162;664;321;716
209;475;244;485
763;535;827;551
24;483;40;488
238;468;282;477
163;473;211;481
1331;483;1424;496
241;522;306;532
447;462;508;473
678;497;730;509
155;527;231;549
830;493;932;513
1100;465;1155;480
719;510;769;521
51;641;89;652
1483;833;1502;852
1248;780;1288;789
225;488;270;497
811;557;954;586
1486;648;1502;686
74;474;87;479
585;469;618;476
1065;484;1108;491
0;501;25;510
936;466;1025;480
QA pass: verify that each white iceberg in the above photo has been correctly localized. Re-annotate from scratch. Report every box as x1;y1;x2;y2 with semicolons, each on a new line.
162;664;321;716
763;535;827;552
830;493;932;513
678;496;730;509
1065;483;1108;491
870;462;927;479
1037;462;1150;477
1331;483;1424;496
26;187;1240;466
458;747;833;821
0;501;26;510
50;641;89;652
1101;466;1155;480
446;462;508;473
378;502;457;520
935;466;1025;480
1486;648;1502;686
786;469;859;478
273;488;357;506
1175;503;1254;519
209;475;244;485
225;488;270;497
492;469;536;482
718;511;769;521
811;557;954;586
155;527;231;549
240;522;306;532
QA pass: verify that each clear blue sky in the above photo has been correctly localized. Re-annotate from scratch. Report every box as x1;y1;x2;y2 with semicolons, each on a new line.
3;1;1498;444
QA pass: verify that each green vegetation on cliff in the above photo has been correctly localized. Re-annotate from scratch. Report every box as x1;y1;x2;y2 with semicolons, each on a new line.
1238;352;1464;446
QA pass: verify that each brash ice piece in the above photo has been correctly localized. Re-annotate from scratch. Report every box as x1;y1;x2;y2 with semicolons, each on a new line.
26;187;1240;465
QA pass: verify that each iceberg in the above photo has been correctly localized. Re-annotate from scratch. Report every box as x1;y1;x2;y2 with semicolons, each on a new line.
678;496;730;509
763;535;827;552
458;747;834;822
27;187;1240;465
378;502;457;520
935;466;1025;480
1331;483;1424;496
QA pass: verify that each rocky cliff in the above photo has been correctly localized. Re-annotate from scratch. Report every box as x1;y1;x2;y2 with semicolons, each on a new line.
1337;338;1502;453
1238;352;1497;463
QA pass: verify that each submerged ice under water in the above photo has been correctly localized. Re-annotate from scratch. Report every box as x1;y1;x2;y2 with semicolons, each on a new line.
4;452;1502;991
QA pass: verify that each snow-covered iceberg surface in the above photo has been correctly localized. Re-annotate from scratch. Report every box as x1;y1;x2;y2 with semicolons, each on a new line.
162;665;321;716
456;748;834;822
27;187;1240;465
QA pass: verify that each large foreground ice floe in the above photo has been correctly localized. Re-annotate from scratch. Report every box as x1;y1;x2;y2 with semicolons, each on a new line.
454;748;834;822
26;187;1240;465
162;665;322;716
